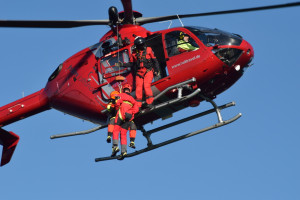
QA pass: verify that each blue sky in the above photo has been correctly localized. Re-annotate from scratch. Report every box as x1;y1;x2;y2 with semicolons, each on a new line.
1;0;300;199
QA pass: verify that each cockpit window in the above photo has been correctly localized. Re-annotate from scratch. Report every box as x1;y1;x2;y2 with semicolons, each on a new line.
185;26;243;47
48;64;63;82
89;38;118;59
165;31;199;57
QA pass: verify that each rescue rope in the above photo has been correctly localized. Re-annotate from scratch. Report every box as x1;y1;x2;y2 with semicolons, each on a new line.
116;24;123;93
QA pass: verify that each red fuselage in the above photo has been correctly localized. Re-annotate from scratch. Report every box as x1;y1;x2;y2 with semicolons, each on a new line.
0;24;254;128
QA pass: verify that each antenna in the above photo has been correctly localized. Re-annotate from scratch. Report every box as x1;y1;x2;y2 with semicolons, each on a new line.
159;20;173;29
177;14;184;27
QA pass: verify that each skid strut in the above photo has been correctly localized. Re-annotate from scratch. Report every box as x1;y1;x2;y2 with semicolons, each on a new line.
95;98;242;162
50;125;107;139
139;78;199;115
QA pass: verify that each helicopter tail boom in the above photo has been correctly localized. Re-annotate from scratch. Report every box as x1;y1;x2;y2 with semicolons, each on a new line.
0;89;50;127
0;89;49;166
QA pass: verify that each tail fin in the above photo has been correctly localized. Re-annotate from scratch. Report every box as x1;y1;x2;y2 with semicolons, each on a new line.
0;88;49;166
0;128;20;166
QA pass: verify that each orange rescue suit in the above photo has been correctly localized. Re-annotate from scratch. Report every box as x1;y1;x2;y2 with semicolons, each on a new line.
112;93;139;148
130;47;159;107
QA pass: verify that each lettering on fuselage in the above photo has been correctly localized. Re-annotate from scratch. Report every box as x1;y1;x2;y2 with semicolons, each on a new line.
171;55;201;69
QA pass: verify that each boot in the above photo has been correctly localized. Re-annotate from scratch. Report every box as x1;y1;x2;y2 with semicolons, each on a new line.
111;146;120;157
129;141;136;149
106;135;111;143
117;152;127;160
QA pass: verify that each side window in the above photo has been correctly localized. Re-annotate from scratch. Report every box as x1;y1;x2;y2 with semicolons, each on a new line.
165;31;199;57
90;38;117;59
165;31;181;57
101;39;118;56
101;49;130;78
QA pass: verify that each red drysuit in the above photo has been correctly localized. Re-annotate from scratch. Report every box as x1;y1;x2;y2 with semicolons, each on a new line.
112;92;139;153
130;47;159;107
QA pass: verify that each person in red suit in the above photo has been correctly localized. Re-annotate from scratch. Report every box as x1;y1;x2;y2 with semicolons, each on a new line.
106;90;119;143
111;84;139;159
116;37;159;108
106;90;137;149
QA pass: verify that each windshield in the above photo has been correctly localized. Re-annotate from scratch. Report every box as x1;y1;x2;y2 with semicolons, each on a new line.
89;37;117;59
185;26;243;47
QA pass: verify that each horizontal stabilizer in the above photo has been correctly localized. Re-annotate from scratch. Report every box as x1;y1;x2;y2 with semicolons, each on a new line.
0;128;20;166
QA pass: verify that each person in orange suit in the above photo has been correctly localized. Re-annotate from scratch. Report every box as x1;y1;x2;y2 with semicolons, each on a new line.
106;91;137;149
111;84;139;159
106;90;120;143
116;37;159;108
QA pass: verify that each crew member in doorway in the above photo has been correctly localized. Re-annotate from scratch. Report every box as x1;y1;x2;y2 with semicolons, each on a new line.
116;37;160;108
177;32;199;53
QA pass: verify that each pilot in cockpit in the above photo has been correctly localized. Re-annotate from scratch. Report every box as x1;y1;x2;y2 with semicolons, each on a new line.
177;32;199;53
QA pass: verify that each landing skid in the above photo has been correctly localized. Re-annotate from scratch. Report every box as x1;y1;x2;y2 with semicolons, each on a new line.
95;100;241;162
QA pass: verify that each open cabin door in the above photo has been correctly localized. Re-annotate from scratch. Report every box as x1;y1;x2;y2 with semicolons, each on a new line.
145;33;168;80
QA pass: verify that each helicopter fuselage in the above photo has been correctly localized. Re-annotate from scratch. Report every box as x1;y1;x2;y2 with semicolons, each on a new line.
0;24;254;128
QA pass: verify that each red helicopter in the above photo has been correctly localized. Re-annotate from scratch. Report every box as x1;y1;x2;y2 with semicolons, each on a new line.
1;0;300;166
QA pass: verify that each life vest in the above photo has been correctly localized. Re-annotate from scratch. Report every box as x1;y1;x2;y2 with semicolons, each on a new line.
177;40;199;52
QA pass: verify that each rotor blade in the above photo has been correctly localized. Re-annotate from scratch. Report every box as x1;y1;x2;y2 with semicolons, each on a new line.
0;19;110;28
136;1;300;25
121;0;134;24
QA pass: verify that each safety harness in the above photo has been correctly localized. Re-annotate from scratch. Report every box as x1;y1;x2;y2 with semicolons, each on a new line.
136;48;154;70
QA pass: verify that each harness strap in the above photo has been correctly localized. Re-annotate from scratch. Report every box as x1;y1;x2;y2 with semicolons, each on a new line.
137;68;153;79
146;95;154;99
136;48;153;70
123;101;133;107
118;111;124;121
136;73;144;79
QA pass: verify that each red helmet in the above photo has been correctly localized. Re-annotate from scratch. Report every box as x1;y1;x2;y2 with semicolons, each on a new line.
123;84;132;93
110;91;120;99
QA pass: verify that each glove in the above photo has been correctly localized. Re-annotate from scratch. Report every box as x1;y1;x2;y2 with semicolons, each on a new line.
129;141;136;149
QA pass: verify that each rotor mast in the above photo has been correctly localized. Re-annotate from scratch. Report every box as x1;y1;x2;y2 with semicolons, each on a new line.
121;0;134;24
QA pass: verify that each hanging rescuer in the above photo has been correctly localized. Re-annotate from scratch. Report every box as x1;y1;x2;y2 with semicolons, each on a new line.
111;84;139;159
116;37;160;108
106;90;120;143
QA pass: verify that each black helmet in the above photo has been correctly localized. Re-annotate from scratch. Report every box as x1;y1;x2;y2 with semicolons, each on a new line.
179;32;188;40
134;37;145;50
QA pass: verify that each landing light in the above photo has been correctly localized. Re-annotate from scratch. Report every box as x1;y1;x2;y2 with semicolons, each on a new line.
235;65;241;71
